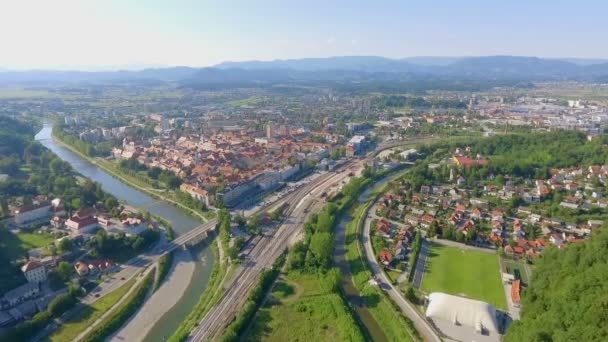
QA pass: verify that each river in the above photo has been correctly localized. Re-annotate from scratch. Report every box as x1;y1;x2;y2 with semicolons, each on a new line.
35;124;214;341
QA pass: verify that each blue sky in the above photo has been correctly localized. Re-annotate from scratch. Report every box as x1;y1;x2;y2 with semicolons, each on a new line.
0;0;605;70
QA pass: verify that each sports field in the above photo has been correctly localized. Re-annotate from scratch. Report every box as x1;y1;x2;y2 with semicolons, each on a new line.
421;243;507;310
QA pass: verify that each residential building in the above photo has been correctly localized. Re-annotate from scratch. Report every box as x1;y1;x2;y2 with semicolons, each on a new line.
20;261;46;283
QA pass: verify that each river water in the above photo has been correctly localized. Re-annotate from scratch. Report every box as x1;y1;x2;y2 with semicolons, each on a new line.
35;124;214;341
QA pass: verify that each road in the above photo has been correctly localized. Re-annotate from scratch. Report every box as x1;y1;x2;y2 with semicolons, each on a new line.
362;192;442;342
188;161;362;341
187;138;435;341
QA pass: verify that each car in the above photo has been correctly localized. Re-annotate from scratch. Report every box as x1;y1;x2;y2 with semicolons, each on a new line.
95;293;100;298
121;277;126;280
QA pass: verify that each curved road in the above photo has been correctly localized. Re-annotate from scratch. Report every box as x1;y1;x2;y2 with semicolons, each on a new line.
362;191;442;342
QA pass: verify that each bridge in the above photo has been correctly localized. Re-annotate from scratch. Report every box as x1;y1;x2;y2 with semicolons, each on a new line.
154;219;218;255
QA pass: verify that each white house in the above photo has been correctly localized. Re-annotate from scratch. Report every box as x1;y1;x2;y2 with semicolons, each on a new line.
13;202;52;226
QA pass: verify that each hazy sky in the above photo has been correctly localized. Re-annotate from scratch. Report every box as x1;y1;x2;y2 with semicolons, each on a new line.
1;0;606;70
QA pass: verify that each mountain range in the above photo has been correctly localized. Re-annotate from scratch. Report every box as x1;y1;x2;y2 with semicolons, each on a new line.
1;56;608;86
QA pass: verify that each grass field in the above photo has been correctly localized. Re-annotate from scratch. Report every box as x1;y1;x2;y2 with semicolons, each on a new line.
17;232;56;250
421;244;507;310
244;272;365;342
45;278;136;342
504;260;531;285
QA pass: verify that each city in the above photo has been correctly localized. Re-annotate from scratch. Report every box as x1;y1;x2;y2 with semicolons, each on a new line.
1;1;608;342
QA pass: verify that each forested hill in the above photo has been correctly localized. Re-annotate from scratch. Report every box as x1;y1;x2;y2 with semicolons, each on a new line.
505;226;608;341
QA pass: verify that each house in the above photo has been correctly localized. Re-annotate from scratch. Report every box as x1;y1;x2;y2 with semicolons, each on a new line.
511;279;521;307
13;201;52;226
559;201;579;210
379;250;393;265
120;217;148;236
456;176;466;186
66;208;99;234
21;261;46;283
420;214;436;229
393;240;407;261
74;261;89;276
522;192;541;204
453;156;488;167
376;219;391;238
549;233;565;247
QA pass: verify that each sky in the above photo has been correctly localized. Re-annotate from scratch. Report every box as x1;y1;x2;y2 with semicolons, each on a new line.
0;0;606;70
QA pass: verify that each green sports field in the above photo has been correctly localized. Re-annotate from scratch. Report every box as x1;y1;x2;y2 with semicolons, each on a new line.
421;243;507;310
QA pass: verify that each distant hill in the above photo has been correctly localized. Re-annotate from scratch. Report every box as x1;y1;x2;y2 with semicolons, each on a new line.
214;55;608;81
1;56;608;86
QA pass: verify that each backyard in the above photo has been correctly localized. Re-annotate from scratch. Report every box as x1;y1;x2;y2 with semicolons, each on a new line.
421;243;507;310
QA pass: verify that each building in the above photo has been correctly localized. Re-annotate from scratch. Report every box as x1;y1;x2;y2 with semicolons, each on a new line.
66;208;99;234
347;135;367;155
180;183;213;207
20;261;47;283
266;122;275;139
120;217;148;236
2;282;40;307
453;156;488;167
13;201;52;226
511;279;521;307
399;149;417;161
426;292;500;342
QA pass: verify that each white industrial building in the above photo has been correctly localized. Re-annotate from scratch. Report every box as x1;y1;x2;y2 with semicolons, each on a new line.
426;292;501;342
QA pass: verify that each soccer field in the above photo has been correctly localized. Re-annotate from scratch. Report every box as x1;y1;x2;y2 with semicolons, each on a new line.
421;243;507;310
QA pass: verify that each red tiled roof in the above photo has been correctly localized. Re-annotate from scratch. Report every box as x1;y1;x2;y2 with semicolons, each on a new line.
511;279;521;304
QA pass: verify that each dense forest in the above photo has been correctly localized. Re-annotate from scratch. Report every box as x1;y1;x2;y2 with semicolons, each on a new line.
505;226;608;341
410;131;608;188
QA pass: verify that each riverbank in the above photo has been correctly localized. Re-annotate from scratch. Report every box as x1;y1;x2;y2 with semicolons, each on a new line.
36;125;217;340
110;249;195;341
358;180;440;342
50;128;214;224
340;170;422;342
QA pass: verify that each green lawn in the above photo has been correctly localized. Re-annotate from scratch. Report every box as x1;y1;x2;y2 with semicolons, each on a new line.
244;272;365;342
45;278;136;342
421;244;507;310
504;260;531;285
17;232;56;250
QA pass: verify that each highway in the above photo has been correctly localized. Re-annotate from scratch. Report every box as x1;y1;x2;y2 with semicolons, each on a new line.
188;161;362;341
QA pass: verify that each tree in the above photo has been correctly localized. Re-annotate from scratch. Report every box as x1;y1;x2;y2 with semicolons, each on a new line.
58;238;73;253
227;246;239;260
0;156;20;175
309;232;333;269
506;227;608;342
429;221;440;238
247;215;261;235
233;214;246;228
405;286;418;304
57;261;73;281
